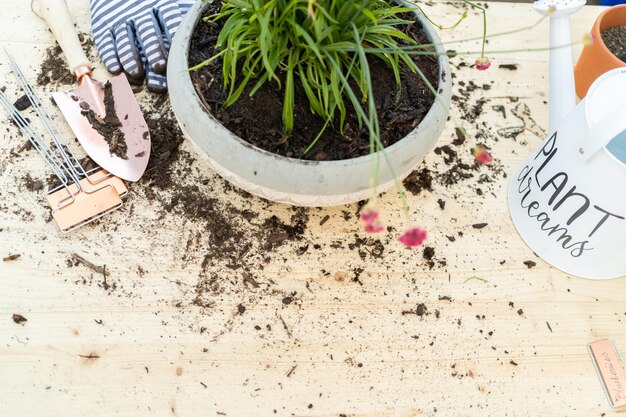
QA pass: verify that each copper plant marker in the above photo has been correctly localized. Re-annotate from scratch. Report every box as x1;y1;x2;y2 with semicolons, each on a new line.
588;339;626;408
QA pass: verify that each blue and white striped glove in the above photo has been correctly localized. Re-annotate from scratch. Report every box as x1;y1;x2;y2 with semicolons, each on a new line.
90;0;195;92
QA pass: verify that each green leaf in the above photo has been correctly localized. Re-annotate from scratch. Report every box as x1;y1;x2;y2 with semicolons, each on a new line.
282;51;297;133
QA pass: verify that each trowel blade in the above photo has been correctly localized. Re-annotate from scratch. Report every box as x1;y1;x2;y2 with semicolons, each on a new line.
53;73;151;182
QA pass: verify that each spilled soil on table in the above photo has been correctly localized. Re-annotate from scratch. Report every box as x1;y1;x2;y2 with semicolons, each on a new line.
37;33;96;86
14;20;541;346
37;44;76;86
27;28;516;285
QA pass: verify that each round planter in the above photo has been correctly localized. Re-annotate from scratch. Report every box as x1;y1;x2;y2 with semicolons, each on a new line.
575;4;626;99
168;1;452;207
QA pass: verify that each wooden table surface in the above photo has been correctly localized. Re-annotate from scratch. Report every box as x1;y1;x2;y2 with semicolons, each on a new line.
1;1;624;416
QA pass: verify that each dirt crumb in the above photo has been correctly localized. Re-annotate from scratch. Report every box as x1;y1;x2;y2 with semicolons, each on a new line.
416;303;428;317
12;314;27;324
403;167;433;195
14;95;31;111
423;246;435;260
523;260;536;269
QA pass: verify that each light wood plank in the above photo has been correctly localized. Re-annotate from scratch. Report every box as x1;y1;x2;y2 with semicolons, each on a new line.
0;1;623;417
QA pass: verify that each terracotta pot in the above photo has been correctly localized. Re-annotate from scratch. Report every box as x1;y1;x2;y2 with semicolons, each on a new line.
574;4;626;99
168;1;452;207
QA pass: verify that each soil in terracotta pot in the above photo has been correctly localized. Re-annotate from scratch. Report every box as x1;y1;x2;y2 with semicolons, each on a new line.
188;1;439;161
602;25;626;63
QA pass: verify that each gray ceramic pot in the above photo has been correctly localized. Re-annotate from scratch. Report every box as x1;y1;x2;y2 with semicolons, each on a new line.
168;1;452;206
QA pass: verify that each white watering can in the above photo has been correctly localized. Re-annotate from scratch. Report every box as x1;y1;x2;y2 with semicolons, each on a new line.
507;0;626;280
533;0;585;130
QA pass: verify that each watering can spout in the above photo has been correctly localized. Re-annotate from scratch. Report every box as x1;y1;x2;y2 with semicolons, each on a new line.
533;0;586;132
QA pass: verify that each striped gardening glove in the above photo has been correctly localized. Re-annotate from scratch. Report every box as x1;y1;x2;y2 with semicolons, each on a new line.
90;0;195;93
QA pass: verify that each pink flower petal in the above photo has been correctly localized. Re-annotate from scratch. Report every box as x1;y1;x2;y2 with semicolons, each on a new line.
473;147;493;164
398;227;427;248
474;56;491;71
359;208;380;225
364;222;385;233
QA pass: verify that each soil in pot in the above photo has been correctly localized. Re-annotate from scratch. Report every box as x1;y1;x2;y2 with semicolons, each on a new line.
602;25;626;63
188;0;440;162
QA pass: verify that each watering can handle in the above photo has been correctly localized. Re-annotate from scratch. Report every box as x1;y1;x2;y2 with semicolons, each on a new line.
549;16;578;132
575;107;626;162
36;0;92;77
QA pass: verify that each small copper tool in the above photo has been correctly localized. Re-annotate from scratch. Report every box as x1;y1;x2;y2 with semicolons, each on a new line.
588;339;626;409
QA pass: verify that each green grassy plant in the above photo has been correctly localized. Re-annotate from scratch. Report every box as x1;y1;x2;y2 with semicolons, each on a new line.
191;0;425;137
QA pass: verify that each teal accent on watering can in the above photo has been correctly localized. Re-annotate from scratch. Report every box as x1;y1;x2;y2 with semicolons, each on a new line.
607;129;626;165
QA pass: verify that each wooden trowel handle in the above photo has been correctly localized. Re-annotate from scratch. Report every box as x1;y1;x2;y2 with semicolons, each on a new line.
38;0;91;77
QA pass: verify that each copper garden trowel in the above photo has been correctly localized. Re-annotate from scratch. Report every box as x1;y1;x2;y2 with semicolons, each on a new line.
37;0;150;182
